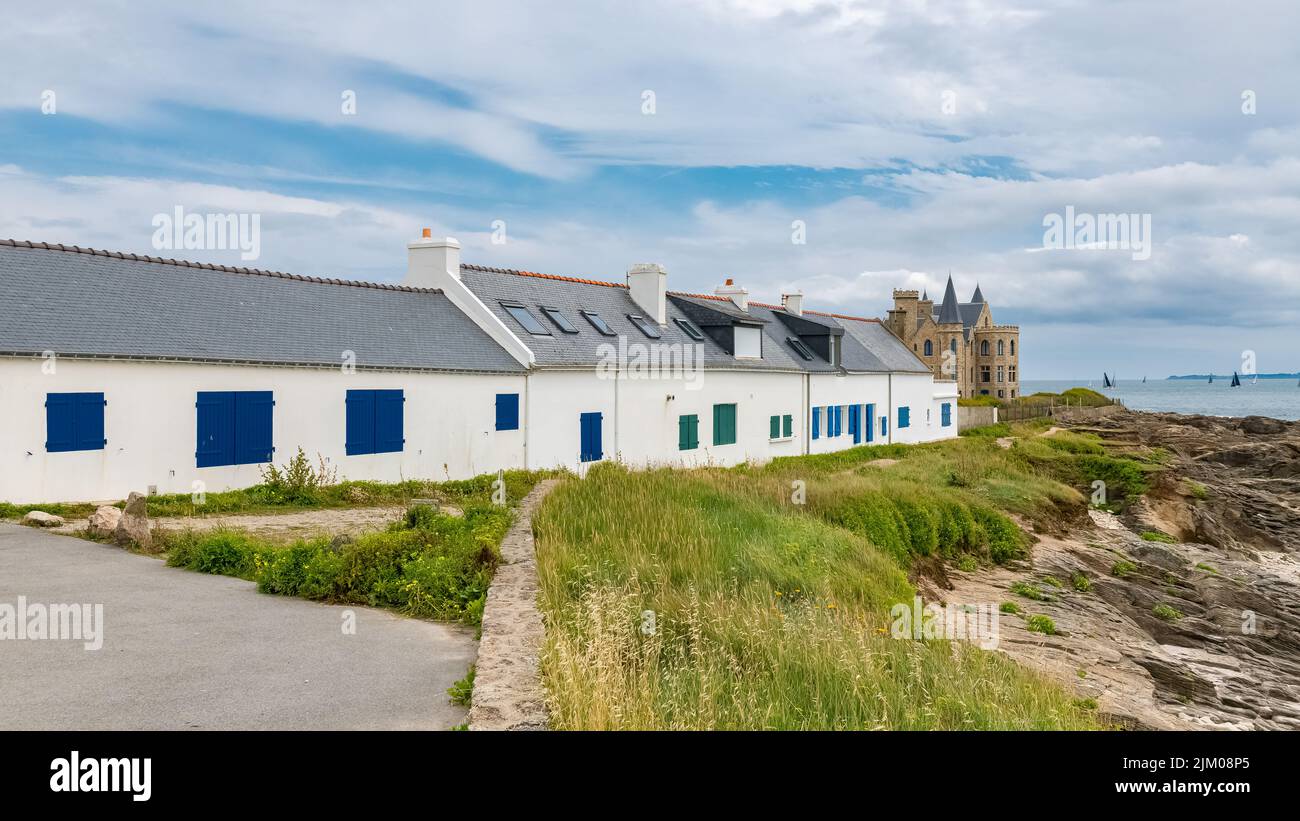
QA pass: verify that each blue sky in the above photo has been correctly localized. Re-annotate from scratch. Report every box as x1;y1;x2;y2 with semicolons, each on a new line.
3;0;1299;378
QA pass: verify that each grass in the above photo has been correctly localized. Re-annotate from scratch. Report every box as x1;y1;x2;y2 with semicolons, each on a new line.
1195;562;1219;575
999;601;1021;614
1;468;549;521
535;462;1099;730
1112;560;1138;578
1011;581;1050;601
1026;615;1058;635
448;665;476;707
1140;530;1178;543
1071;572;1092;592
152;470;549;625
1152;603;1184;622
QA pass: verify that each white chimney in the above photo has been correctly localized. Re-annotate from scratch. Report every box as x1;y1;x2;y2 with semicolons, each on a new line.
626;263;667;324
406;228;461;288
715;278;748;311
782;291;804;316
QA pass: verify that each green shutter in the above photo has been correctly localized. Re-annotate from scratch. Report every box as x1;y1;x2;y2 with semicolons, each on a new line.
713;403;737;446
679;414;700;450
782;414;793;438
770;415;780;439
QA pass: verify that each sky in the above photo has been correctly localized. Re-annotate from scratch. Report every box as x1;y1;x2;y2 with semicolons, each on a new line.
2;0;1298;379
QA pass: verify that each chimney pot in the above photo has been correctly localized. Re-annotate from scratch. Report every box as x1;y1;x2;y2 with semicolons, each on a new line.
626;263;668;324
715;278;749;311
422;227;432;239
782;291;804;316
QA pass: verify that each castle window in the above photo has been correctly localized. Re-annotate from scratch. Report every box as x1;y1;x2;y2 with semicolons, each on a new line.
997;365;1005;383
1010;340;1016;356
923;340;932;356
949;339;957;354
980;340;989;356
998;339;1005;356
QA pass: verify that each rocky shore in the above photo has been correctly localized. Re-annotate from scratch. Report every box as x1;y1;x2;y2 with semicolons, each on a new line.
946;408;1300;729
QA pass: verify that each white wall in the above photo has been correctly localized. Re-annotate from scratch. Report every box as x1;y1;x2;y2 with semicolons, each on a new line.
889;372;959;444
524;368;804;471
808;372;891;454
0;357;526;504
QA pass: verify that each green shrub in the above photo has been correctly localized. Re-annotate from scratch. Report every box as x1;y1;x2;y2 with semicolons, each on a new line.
1071;572;1091;592
999;601;1021;614
259;448;338;505
1026;615;1057;635
1184;480;1209;500
1042;576;1063;589
960;422;1011;438
1152;603;1184;621
1195;562;1219;575
1010;581;1047;601
1072;697;1098;710
1111;560;1137;578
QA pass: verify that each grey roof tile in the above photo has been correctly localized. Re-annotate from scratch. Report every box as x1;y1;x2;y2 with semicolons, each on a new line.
0;240;524;372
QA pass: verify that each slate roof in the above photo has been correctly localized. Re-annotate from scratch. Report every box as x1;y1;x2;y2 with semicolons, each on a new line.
0;240;525;372
834;316;932;373
936;275;962;325
459;264;800;371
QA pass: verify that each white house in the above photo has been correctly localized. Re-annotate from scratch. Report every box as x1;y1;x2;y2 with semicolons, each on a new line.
0;234;958;504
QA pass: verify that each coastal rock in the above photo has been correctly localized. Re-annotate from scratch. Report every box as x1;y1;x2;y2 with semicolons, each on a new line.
87;505;123;538
113;492;152;549
1239;415;1289;435
21;510;64;528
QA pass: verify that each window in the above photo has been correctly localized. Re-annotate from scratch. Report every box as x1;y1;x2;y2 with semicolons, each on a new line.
679;414;700;450
782;414;793;438
981;366;991;383
1010;340;1016;356
197;391;274;467
787;337;815;361
675;318;705;341
949;339;957;354
997;365;1005;383
830;336;842;367
580;310;617;336
941;403;952;427
627;314;662;339
712;403;737;446
981;340;989;356
1009;366;1017;382
580;412;603;462
495;393;520;431
898;406;911;429
541;306;578;334
45;392;106;452
997;390;1005;399
924;340;933;356
998;339;1005;356
345;390;405;455
812;406;821;440
501;302;550;335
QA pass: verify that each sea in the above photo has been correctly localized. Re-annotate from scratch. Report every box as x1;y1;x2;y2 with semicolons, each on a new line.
1021;378;1300;422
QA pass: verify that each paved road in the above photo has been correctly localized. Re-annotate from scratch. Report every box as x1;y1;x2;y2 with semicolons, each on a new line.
0;523;476;730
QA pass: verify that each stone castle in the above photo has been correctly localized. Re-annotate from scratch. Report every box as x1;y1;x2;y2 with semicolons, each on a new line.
883;275;1020;399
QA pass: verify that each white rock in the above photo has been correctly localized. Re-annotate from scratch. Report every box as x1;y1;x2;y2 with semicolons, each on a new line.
87;505;123;538
21;510;65;528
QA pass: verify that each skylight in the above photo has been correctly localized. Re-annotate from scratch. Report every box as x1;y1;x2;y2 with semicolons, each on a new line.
541;306;578;334
580;310;617;336
501;302;550;335
674;317;705;341
787;337;815;361
627;314;662;339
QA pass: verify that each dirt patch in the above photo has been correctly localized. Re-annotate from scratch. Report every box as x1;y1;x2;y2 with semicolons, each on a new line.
53;506;407;542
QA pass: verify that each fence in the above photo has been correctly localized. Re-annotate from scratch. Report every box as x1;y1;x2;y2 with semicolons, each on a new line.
998;396;1124;422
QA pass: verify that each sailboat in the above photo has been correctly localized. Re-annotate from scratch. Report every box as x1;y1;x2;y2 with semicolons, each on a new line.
1142;375;1147;384
1230;371;1241;387
1209;373;1214;384
1102;372;1113;389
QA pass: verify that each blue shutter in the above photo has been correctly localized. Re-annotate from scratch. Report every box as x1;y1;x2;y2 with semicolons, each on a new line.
375;390;405;453
234;391;274;465
74;393;106;450
850;405;861;444
834;406;843;437
196;391;236;467
495;393;520;431
580;412;603;462
898;406;910;429
811;407;821;440
345;390;376;455
865;404;875;443
941;403;952;427
882;414;888;438
44;394;76;452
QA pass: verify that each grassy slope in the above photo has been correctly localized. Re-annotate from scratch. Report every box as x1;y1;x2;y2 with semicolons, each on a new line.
534;426;1152;729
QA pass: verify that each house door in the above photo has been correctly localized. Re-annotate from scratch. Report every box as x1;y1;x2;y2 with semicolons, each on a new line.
580;412;603;463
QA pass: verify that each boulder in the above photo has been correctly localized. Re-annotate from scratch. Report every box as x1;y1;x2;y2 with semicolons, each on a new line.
1239;415;1288;436
113;492;152;549
21;510;65;528
87;505;123;539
